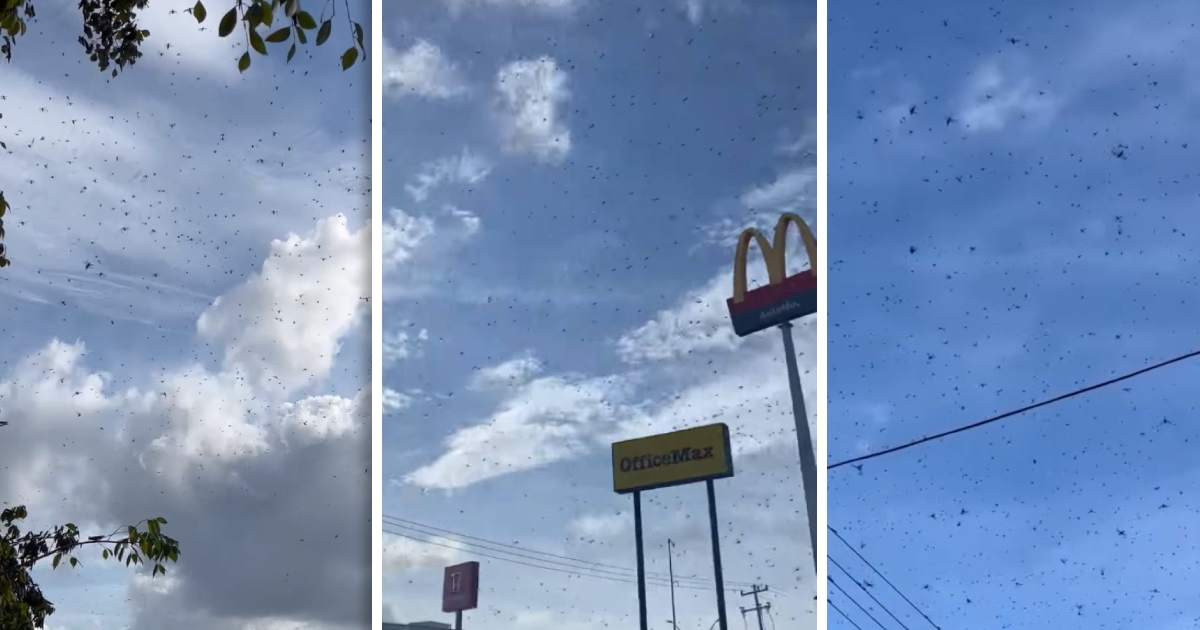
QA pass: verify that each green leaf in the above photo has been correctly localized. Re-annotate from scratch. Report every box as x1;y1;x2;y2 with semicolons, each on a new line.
245;3;262;28
295;27;307;45
284;0;299;17
296;11;317;30
68;557;78;567
218;7;237;37
315;19;331;46
250;29;267;55
353;22;364;48
52;555;60;569
192;1;206;23
261;2;274;27
341;46;358;70
238;51;251;73
266;27;290;43
286;42;296;62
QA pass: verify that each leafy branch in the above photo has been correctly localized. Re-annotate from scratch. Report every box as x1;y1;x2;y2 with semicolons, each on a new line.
2;505;180;629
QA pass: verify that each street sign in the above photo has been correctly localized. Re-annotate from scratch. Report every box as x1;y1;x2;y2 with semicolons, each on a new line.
611;423;733;494
725;212;818;337
441;561;479;613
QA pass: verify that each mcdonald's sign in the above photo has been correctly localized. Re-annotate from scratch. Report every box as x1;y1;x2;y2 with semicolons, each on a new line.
725;212;817;337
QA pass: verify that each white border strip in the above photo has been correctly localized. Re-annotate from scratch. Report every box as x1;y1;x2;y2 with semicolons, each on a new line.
371;0;384;624
816;0;829;624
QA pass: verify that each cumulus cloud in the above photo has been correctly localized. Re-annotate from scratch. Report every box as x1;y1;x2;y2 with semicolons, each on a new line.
383;535;463;572
383;325;430;365
470;351;544;389
405;148;492;202
0;216;369;630
196;215;368;396
958;62;1058;132
382;208;438;269
495;57;572;163
383;388;417;412
383;39;468;99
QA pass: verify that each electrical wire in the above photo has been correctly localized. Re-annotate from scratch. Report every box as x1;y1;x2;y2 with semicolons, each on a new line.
830;527;940;629
829;348;1200;469
385;527;741;593
830;597;866;630
829;577;891;630
830;555;911;630
382;513;758;588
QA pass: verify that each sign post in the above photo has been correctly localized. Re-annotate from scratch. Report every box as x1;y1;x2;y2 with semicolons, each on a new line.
613;423;735;630
725;212;818;570
441;561;479;628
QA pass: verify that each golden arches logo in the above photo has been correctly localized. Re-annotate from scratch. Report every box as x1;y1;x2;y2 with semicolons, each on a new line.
730;212;817;303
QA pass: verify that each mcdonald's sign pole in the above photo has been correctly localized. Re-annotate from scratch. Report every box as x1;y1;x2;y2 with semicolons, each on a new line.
725;212;818;570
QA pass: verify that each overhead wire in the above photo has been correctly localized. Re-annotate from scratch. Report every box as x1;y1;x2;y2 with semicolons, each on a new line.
830;527;940;629
828;348;1200;469
830;554;911;630
829;576;892;630
383;513;759;588
830;597;866;630
384;526;741;593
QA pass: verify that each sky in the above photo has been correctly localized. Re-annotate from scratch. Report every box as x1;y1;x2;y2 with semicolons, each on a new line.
828;1;1200;629
0;3;371;629
380;0;816;629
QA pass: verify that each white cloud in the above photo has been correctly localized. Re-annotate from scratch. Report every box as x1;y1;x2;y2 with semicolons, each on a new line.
383;325;430;365
383;388;416;412
470;351;544;389
383;39;468;99
567;512;628;540
383;534;463;572
958;62;1058;132
138;4;241;79
404;375;639;490
0;216;370;630
495;57;572;163
740;166;817;213
196;215;368;396
616;271;741;364
405;148;492;202
382;208;438;270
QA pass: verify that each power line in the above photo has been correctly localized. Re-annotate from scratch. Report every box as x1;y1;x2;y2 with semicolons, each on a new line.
829;527;940;629
830;555;911;630
385;527;741;593
830;598;865;630
829;348;1200;469
383;513;759;588
829;577;891;630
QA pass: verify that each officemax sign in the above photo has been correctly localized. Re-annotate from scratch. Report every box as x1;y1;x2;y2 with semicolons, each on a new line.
612;423;734;493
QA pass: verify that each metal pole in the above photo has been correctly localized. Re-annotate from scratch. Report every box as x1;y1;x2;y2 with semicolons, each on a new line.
706;480;728;630
668;539;678;630
455;610;462;630
634;491;648;630
779;321;818;571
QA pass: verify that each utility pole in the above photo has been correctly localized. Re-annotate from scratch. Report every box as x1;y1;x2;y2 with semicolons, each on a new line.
739;584;770;630
667;539;678;630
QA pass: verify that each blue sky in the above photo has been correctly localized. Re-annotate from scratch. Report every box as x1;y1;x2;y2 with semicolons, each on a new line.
829;1;1200;629
381;0;816;628
0;3;370;629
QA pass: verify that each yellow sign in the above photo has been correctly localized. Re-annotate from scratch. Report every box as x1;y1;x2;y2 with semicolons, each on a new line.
611;423;734;494
730;212;817;304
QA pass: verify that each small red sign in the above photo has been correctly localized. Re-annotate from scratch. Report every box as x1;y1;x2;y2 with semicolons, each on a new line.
441;561;480;613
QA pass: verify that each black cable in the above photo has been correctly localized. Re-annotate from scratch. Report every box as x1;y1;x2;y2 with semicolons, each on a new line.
830;527;940;629
829;577;891;629
384;527;741;593
382;513;757;588
829;348;1200;469
830;598;865;630
830;555;911;630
